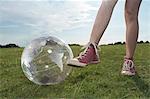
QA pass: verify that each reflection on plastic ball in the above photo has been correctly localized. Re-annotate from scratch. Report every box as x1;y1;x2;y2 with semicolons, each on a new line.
21;36;73;85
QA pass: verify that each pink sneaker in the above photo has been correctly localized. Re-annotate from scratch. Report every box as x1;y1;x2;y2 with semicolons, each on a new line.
67;43;100;67
121;58;136;76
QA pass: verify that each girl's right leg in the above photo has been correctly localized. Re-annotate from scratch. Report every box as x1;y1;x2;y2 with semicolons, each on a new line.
90;0;118;45
68;0;118;67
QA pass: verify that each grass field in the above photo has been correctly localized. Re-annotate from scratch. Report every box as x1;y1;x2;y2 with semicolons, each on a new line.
0;44;150;98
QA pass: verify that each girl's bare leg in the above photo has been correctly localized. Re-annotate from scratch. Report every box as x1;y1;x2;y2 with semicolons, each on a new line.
125;0;142;59
89;0;118;45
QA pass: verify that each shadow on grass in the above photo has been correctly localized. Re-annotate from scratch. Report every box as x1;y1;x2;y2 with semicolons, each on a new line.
130;74;150;97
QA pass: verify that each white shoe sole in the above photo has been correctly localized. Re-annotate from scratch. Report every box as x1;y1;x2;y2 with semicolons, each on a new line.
121;71;135;76
67;58;100;67
67;59;87;67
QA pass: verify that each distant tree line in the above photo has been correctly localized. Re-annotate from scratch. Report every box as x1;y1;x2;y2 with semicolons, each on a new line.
0;44;20;48
108;41;149;45
0;41;149;48
69;44;81;46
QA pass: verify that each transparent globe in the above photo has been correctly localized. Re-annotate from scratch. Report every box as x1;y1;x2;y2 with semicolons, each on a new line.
21;36;73;85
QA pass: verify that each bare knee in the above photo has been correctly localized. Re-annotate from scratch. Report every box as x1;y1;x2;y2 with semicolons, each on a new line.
102;0;118;9
125;8;138;21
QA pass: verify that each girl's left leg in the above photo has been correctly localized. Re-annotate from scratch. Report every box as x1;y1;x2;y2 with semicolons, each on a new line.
122;0;142;76
125;0;142;59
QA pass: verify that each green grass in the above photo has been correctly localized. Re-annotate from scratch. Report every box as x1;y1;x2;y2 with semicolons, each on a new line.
0;44;150;98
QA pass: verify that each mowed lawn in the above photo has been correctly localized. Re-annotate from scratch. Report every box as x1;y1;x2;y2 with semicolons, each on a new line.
0;44;150;98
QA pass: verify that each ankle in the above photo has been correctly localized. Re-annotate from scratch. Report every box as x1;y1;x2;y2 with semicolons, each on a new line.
124;56;133;60
89;42;98;48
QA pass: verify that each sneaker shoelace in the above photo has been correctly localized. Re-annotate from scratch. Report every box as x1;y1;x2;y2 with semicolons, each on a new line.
123;59;134;71
78;45;92;60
